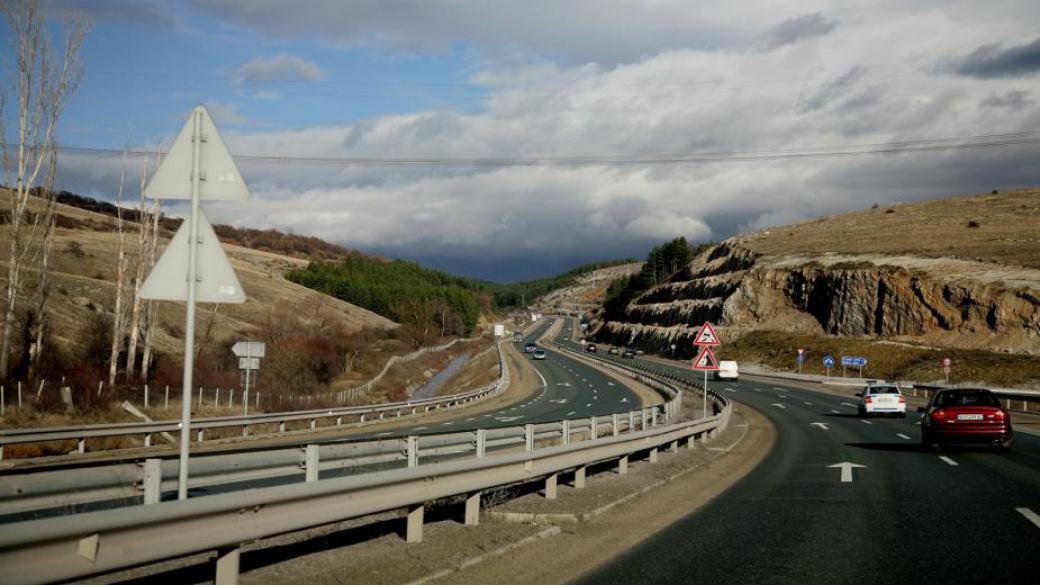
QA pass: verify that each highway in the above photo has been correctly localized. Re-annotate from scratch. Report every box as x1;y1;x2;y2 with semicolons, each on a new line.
571;352;1040;585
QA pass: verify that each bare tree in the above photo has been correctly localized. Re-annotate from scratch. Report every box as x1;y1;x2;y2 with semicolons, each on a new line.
0;0;86;379
124;148;154;377
139;196;160;380
26;150;57;380
107;151;131;386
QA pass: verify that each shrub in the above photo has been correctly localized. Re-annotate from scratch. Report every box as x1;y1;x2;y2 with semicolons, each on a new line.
967;220;981;228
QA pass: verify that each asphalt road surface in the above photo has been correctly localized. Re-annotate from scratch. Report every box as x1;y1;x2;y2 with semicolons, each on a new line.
573;353;1040;585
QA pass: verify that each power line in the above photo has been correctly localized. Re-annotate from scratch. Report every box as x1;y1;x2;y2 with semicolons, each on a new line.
9;129;1040;168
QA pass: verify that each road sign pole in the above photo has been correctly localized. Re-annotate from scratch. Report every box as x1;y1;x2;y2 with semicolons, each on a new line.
703;370;708;419
243;344;251;416
177;109;203;501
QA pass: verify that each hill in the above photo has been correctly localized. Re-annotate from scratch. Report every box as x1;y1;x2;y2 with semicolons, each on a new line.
593;188;1040;387
0;188;396;386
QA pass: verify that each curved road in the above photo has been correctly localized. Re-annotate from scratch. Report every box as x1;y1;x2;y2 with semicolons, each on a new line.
573;352;1040;585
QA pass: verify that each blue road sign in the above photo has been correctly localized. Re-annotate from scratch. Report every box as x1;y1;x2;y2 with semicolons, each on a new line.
841;356;867;367
797;352;806;364
823;355;835;368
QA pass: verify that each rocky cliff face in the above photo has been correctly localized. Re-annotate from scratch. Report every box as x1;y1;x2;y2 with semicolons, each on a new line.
597;241;1040;356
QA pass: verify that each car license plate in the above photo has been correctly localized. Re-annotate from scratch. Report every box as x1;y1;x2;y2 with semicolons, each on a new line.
957;414;984;421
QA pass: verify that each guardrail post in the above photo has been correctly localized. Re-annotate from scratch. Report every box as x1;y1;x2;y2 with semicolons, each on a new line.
142;458;162;504
612;413;619;437
143;433;151;447
544;473;558;499
197;429;205;442
310;419;317;430
214;546;240;585
590;415;597;440
465;491;481;525
670;439;679;453
574;466;587;489
279;421;286;433
641;409;648;430
617;455;628;475
524;424;534;451
651;408;659;427
407;435;419;467
336;416;342;426
688;432;698;449
475;429;486;458
305;444;320;482
629;411;635;433
649;446;659;463
78;438;86;454
561;420;570;445
407;504;424;543
242;425;249;438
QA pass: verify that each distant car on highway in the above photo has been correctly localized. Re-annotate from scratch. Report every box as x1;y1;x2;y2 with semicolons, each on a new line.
609;347;620;355
715;360;739;381
586;343;597;353
856;382;906;417
524;343;537;353
919;388;1012;450
622;349;635;358
635;349;644;356
532;349;547;360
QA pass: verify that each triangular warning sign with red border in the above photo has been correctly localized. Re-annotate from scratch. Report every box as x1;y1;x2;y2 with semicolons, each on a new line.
692;347;720;371
693;321;721;346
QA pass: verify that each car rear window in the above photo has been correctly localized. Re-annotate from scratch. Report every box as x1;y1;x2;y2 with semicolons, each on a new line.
869;386;900;394
935;390;1000;407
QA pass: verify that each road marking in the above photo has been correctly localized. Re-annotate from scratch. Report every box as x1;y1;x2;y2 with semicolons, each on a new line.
778;395;787;399
533;367;548;388
771;403;786;409
566;411;576;416
549;399;568;404
811;422;829;430
495;416;522;422
1017;508;1040;530
939;456;958;466
753;388;762;393
841;402;858;408
442;421;454;426
774;387;784;391
897;433;911;440
724;388;736;392
586;403;592;407
607;382;616;386
861;420;872;425
828;461;866;483
556;382;572;387
831;409;840;414
414;426;428;430
375;432;392;436
804;402;813;406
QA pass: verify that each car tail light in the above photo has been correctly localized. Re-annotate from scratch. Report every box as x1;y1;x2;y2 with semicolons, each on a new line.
992;410;1006;421
898;395;905;403
864;396;873;404
931;408;947;421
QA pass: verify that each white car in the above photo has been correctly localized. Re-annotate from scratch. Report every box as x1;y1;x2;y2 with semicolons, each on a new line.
532;349;547;360
856;383;906;417
715;360;739;381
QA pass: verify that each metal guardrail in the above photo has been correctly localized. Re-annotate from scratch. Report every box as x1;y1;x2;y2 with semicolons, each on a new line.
0;335;731;585
0;341;512;461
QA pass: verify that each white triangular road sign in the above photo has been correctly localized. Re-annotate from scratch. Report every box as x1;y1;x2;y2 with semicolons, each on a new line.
692;346;720;371
139;208;246;303
693;321;721;346
144;105;250;201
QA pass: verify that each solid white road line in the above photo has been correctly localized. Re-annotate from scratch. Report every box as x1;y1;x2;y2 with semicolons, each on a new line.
897;433;911;440
533;366;548;388
1016;508;1040;530
939;456;958;466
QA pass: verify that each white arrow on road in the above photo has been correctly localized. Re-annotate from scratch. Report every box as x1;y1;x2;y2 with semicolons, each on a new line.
772;403;786;409
811;422;829;430
828;462;866;483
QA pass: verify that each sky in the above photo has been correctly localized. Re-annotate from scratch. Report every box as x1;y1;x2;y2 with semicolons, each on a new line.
6;1;1040;281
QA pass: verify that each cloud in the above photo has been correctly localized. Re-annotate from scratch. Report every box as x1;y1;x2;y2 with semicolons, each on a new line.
49;0;177;28
979;90;1033;111
54;2;1040;280
950;37;1040;78
761;13;839;49
235;53;325;83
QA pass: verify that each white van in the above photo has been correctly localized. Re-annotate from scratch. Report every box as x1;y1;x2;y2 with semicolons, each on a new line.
715;361;739;381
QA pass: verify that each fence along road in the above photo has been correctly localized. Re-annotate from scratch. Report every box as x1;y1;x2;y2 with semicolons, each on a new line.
0;338;731;585
0;319;644;518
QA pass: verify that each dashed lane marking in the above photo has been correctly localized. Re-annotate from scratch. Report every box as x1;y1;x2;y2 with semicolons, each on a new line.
897;433;911;440
939;456;958;466
831;409;840;414
804;402;813;406
567;411;576;416
1017;508;1040;530
861;420;872;425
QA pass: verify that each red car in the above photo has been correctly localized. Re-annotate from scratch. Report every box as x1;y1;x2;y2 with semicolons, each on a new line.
919;388;1012;450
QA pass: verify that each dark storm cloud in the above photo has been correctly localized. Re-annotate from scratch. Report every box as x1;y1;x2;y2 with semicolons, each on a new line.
952;37;1040;78
762;13;839;49
979;90;1034;111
